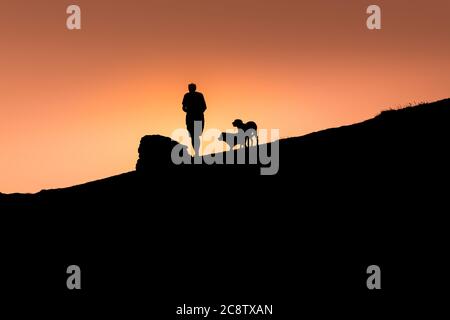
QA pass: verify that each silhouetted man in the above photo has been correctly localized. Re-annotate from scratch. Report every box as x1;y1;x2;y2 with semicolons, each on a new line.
182;83;207;156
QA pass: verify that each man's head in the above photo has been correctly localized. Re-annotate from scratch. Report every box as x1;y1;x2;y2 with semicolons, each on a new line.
188;83;197;93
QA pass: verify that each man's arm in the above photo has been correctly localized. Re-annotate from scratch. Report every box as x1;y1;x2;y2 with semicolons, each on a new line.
201;94;207;112
182;94;188;112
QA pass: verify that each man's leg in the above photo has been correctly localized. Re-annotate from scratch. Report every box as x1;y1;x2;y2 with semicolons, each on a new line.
187;121;195;155
193;120;203;156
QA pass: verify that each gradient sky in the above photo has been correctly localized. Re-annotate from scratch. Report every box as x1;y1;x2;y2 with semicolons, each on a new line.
1;0;449;193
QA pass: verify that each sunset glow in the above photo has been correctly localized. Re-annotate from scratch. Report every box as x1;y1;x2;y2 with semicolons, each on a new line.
1;0;449;193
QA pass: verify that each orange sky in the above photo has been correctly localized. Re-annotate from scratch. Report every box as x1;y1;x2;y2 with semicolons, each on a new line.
1;0;449;193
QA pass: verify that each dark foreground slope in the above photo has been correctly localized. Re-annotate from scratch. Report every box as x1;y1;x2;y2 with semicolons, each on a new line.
1;99;450;317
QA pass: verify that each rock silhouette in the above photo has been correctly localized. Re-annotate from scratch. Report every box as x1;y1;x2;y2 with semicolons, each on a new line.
136;135;187;172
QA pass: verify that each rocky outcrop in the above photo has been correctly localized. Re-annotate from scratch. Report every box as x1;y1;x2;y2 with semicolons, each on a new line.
136;135;188;172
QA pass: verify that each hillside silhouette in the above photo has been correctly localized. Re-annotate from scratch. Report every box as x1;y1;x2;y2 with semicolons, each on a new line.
1;99;449;314
2;98;449;205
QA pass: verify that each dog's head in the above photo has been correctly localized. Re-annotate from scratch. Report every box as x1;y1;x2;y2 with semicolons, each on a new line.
232;119;244;128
